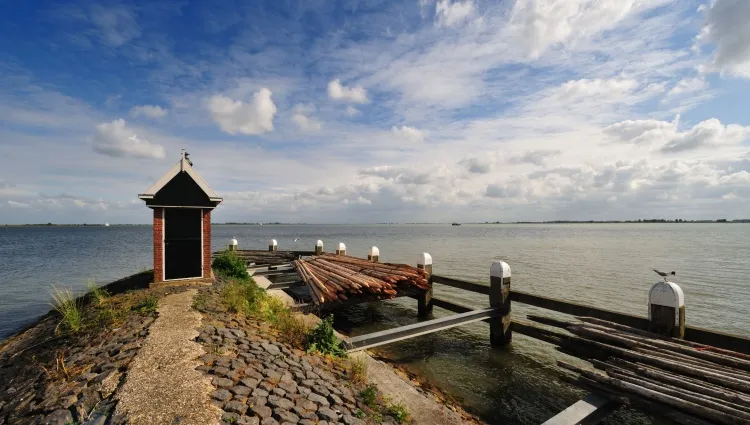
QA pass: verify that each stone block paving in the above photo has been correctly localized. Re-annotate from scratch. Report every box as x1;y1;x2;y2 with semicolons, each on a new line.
195;317;398;425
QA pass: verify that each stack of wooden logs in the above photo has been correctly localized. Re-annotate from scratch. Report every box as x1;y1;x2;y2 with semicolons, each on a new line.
293;254;430;304
518;315;750;425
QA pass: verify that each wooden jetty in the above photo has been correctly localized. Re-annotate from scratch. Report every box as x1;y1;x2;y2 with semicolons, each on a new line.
216;239;750;425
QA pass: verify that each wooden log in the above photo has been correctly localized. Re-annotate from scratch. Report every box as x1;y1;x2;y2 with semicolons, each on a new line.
602;359;750;411
557;334;750;393
577;316;750;361
294;260;324;303
578;321;750;372
300;262;338;302
558;361;749;425
606;370;750;420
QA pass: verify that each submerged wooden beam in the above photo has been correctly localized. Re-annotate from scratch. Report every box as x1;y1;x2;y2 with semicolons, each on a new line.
344;307;501;352
431;275;490;295
541;393;619;425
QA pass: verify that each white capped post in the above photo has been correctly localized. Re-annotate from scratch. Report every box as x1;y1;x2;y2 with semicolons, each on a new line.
490;261;512;346
315;240;324;255
368;246;380;262
268;239;278;252
648;280;686;338
336;242;346;256
417;253;433;317
229;237;238;251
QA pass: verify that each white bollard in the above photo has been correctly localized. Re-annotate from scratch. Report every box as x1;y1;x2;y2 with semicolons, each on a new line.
648;281;686;338
368;246;380;262
228;237;238;251
490;261;512;346
268;239;278;252
336;242;346;255
315;240;324;255
417;253;433;316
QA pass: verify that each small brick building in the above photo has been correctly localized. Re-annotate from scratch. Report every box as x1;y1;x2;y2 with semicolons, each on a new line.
139;150;222;283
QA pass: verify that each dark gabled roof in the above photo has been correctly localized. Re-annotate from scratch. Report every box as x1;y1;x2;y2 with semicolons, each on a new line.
138;150;222;206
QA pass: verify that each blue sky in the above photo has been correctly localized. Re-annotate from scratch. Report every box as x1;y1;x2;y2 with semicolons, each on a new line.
1;0;750;224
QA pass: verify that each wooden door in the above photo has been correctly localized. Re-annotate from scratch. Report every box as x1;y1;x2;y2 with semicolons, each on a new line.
164;208;202;280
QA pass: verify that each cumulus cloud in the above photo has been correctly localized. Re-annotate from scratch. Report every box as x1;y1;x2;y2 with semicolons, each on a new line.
130;104;168;119
509;150;561;166
435;0;476;28
391;125;426;143
360;166;432;185
92;119;165;159
460;156;495;174
7;200;31;208
327;79;367;103
291;104;321;131
208;88;277;135
605;116;749;153
698;0;750;78
345;106;360;117
88;4;141;47
508;0;663;58
661;119;749;153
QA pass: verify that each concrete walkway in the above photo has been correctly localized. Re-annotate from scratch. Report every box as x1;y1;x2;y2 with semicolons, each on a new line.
114;290;221;425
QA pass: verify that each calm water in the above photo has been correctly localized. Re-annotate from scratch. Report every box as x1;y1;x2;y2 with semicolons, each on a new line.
1;224;748;424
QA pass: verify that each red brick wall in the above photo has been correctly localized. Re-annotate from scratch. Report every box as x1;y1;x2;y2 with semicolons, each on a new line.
202;209;212;279
153;208;164;283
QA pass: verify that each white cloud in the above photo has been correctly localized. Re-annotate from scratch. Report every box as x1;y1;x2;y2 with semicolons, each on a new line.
345;106;360;117
460;156;495;174
662;119;749;153
604;116;750;153
507;0;668;58
698;0;750;78
7;200;31;208
391;125;426;143
557;78;639;100
509;150;561;166
92;119;165;159
208;88;277;135
666;78;708;97
435;0;476;28
327;79;368;103
130;105;168;119
291;104;321;132
360;166;433;185
88;4;141;47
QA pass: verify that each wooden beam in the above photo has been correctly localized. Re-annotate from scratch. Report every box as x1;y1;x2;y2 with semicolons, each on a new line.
510;290;650;329
345;307;501;352
542;393;619;425
431;275;490;295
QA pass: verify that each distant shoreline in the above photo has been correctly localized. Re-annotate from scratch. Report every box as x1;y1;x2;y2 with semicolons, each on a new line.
2;220;748;227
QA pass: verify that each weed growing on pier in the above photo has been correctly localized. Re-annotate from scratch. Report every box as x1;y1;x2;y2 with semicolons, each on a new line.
347;356;368;385
212;251;250;279
50;286;83;334
132;296;158;314
306;315;346;357
359;384;378;408
387;402;411;424
87;280;109;305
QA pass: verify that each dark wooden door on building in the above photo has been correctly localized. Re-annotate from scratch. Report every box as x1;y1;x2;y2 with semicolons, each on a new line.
164;208;202;280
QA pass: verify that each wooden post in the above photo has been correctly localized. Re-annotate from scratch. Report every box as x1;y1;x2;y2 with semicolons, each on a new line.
315;240;323;255
368;246;380;262
490;261;512;346
336;242;346;255
228;237;238;251
268;239;278;252
417;253;433;317
648;281;686;338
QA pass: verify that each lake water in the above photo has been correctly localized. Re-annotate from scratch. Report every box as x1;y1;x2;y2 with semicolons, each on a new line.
1;224;748;424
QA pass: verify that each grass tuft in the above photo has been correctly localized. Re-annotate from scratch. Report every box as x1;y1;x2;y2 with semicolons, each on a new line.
306;315;346;358
132;296;158;314
347;356;368;386
87;280;109;306
50;286;83;334
387;402;411;424
359;384;378;408
212;251;250;279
